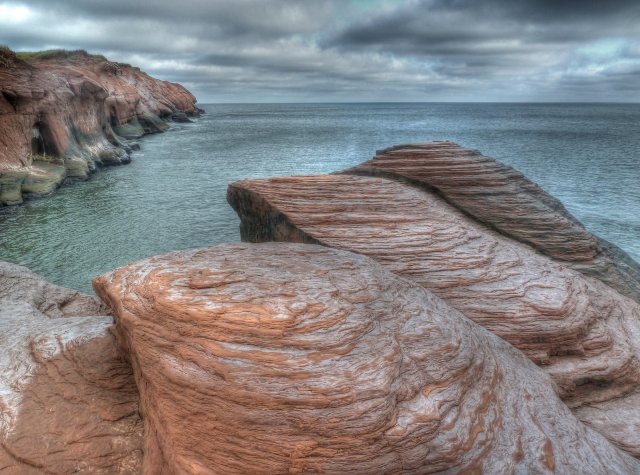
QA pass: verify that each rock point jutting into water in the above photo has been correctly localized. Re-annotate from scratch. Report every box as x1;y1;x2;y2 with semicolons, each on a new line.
0;47;202;205
345;142;640;303
2;142;640;474
228;142;640;459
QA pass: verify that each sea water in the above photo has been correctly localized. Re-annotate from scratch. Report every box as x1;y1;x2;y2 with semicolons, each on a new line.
1;103;638;293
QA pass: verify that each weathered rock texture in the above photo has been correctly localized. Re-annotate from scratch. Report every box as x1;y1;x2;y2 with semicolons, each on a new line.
345;141;640;303
228;147;640;456
0;48;201;205
93;243;640;474
0;261;142;473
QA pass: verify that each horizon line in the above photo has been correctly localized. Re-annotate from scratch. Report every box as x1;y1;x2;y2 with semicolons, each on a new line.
196;101;640;105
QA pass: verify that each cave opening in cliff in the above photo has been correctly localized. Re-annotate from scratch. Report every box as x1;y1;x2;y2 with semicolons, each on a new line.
31;121;56;158
2;91;18;111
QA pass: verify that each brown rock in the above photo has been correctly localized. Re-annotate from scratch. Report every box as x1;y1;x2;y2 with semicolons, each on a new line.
344;141;640;302
93;243;640;474
0;48;200;205
0;261;142;473
228;169;640;455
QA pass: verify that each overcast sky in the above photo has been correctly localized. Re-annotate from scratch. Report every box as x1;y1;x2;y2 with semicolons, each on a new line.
1;0;639;103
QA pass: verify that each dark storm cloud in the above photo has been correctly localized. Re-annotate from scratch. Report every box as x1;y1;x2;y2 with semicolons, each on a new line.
0;0;639;101
490;0;640;22
332;0;640;52
324;0;640;100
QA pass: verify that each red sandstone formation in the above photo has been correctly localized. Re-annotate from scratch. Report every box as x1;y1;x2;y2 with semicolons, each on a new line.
345;141;640;302
0;48;200;205
93;243;640;474
0;261;142;473
228;151;640;456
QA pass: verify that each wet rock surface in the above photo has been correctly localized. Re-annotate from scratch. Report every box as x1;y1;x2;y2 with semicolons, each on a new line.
0;261;143;473
94;243;640;474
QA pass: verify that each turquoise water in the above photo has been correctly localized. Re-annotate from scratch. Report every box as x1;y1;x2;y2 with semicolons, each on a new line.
1;103;639;294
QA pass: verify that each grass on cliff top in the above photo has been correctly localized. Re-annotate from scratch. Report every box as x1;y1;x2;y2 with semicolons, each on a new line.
0;45;21;68
0;46;140;71
15;49;108;62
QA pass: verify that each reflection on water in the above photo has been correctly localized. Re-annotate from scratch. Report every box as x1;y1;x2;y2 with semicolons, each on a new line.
1;103;638;293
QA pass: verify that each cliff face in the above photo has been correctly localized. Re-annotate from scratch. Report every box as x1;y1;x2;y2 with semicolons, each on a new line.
93;243;640;474
0;48;201;205
228;143;640;457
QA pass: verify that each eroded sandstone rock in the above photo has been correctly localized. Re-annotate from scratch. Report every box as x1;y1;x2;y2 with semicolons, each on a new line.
94;243;640;474
344;141;640;302
228;168;640;456
0;48;201;205
0;261;142;473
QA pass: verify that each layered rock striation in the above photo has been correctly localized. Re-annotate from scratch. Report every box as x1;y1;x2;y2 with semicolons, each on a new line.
345;141;640;303
0;261;142;473
3;139;640;472
0;48;201;205
93;243;640;474
228;144;640;456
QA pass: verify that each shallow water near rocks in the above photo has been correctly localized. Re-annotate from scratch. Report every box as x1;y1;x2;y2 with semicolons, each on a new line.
1;103;638;294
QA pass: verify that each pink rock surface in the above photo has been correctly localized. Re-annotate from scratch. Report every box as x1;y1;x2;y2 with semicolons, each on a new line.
0;261;142;473
345;141;640;302
94;243;640;474
228;168;640;456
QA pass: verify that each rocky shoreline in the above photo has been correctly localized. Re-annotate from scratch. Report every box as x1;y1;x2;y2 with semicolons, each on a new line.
0;48;202;206
2;141;640;473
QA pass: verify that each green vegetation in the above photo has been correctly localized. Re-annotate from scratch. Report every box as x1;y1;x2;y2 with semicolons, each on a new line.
0;45;18;68
14;49;108;62
0;46;134;71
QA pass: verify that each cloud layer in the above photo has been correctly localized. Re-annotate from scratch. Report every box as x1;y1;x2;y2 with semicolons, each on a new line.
1;0;639;102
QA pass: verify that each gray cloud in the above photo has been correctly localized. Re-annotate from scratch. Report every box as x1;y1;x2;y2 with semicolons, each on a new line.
0;0;639;102
331;0;640;56
19;0;339;38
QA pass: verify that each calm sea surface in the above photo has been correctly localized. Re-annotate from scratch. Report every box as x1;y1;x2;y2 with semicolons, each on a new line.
1;103;638;294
